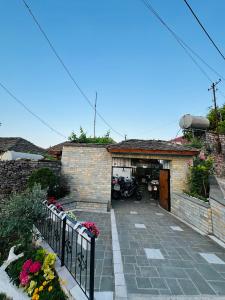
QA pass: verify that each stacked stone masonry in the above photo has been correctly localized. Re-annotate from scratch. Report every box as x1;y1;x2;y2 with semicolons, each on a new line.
210;198;225;243
171;193;212;235
61;145;112;211
0;160;61;201
205;132;225;177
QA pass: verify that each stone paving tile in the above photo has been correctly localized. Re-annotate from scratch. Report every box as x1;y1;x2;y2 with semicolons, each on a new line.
157;266;188;278
140;266;159;277
195;264;224;281
74;211;113;292
178;278;200;295
166;278;184;295
100;276;114;291
208;280;225;295
150;278;168;289
185;268;216;295
136;277;152;289
113;199;225;296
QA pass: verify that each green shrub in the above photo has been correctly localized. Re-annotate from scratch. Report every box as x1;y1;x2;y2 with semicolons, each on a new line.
68;127;115;144
187;156;213;200
0;185;47;263
28;168;59;196
28;168;68;199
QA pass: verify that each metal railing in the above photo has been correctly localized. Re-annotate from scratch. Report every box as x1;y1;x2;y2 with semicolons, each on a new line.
36;202;95;300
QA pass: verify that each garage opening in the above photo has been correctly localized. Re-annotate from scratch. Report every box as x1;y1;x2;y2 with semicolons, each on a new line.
112;158;171;211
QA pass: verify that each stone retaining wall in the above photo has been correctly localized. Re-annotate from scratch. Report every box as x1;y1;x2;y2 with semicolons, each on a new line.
0;160;61;201
171;193;212;234
205;132;225;177
61;145;112;211
210;199;225;243
209;176;225;243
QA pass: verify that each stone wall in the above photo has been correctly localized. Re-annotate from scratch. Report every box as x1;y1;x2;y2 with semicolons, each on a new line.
205;132;225;177
61;145;112;211
209;176;225;243
0;160;61;201
171;193;212;234
210;199;225;242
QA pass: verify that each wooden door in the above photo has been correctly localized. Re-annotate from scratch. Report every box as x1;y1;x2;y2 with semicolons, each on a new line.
159;169;170;211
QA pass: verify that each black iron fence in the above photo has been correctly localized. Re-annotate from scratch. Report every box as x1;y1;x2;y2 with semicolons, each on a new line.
36;202;96;300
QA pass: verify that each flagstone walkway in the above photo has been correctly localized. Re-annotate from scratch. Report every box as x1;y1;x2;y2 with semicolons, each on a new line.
113;199;225;298
74;211;114;293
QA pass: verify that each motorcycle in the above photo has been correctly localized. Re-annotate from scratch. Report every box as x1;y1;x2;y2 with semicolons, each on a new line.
112;176;142;200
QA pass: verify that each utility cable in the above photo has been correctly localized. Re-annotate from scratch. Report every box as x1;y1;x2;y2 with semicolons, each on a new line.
140;0;213;83
22;0;124;138
183;0;225;62
0;81;67;139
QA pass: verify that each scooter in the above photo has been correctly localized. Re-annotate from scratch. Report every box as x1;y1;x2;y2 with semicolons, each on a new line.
112;177;142;200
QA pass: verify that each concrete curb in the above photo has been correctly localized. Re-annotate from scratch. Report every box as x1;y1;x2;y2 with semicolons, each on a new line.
111;209;128;300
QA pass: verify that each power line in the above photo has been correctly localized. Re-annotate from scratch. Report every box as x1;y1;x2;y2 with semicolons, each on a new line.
140;0;213;83
183;0;225;62
140;0;225;100
0;81;67;139
22;0;124;138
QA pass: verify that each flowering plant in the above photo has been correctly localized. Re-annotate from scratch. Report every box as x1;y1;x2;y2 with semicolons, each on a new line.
6;247;66;300
81;221;100;238
47;196;64;211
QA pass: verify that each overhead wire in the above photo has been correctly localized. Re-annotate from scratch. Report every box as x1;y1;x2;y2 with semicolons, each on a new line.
22;0;124;138
183;0;225;62
0;81;67;138
140;0;225;99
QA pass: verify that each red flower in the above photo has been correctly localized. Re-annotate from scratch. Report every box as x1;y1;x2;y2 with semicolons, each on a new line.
29;261;42;273
19;271;30;286
56;203;64;211
48;196;57;205
22;259;33;273
82;222;100;238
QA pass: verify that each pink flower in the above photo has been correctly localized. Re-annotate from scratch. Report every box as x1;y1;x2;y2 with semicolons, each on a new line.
29;261;42;273
19;271;30;286
22;259;33;273
56;203;64;211
82;222;100;238
199;151;206;160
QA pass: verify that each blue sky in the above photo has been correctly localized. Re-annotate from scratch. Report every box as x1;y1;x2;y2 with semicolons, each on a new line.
0;0;225;148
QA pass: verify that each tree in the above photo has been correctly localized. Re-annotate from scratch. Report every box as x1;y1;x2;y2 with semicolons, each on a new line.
207;104;225;134
68;127;115;144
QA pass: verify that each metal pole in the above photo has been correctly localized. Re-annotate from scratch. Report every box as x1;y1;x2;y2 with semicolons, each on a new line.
89;236;95;300
208;79;221;153
94;92;97;138
61;216;66;267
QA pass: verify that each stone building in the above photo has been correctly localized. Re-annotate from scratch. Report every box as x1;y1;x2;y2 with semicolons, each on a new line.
61;140;199;212
0;137;46;158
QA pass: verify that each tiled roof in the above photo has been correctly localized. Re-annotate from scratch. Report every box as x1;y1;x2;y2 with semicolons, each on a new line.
107;139;199;154
48;141;69;152
0;137;46;154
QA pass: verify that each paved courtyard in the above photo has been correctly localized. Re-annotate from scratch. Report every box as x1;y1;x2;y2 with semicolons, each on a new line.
74;210;114;292
113;199;225;297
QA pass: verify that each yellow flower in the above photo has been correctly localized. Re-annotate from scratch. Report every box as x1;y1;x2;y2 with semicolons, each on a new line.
27;280;37;296
48;286;53;292
43;266;55;281
39;286;44;292
43;281;47;286
42;253;56;270
32;294;39;300
34;288;39;294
